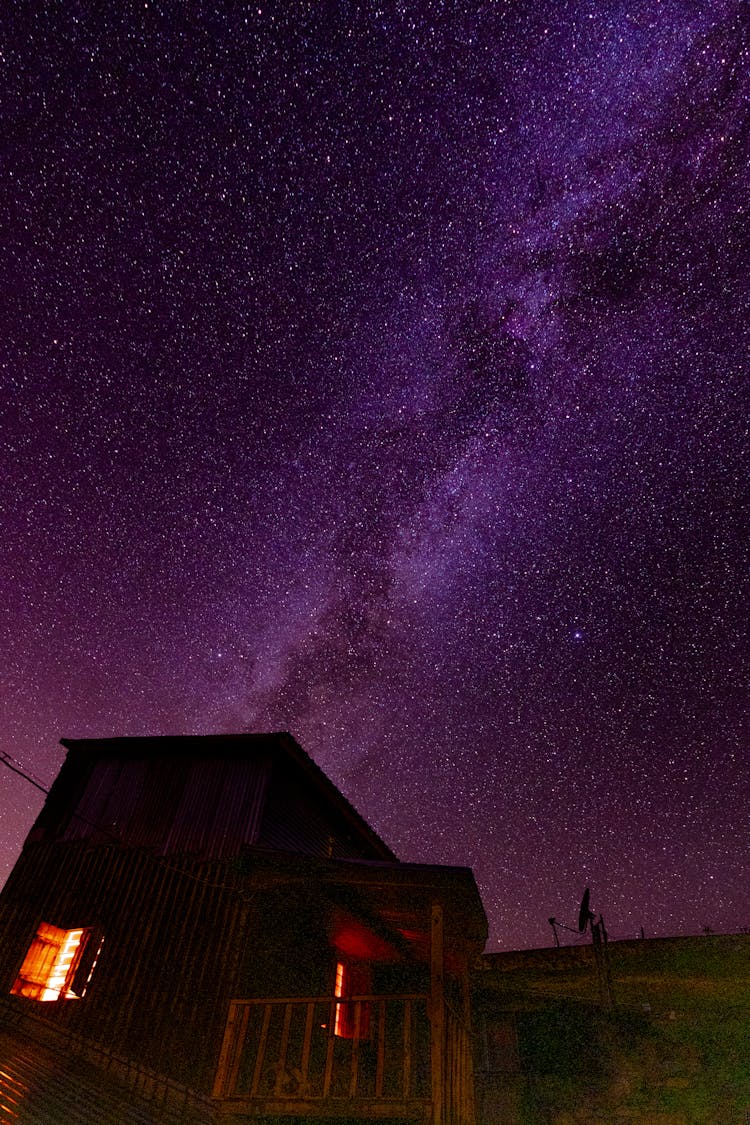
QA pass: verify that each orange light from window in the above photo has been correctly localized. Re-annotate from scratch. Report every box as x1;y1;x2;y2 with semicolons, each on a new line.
44;929;84;1000
334;961;346;1036
11;923;90;1002
333;960;371;1039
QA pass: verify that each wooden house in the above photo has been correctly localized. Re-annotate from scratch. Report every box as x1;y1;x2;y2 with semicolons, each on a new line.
0;733;487;1123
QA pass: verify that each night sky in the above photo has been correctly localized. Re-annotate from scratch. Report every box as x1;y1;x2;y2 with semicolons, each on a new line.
2;1;749;950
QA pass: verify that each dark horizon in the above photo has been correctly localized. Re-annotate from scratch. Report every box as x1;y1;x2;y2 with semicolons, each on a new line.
2;2;748;950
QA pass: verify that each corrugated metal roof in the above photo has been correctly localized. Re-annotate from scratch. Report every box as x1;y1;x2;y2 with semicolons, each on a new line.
161;756;267;857
0;1026;211;1124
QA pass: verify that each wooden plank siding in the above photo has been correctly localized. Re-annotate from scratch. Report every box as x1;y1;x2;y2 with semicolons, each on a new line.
0;840;247;1092
53;755;269;857
257;763;378;859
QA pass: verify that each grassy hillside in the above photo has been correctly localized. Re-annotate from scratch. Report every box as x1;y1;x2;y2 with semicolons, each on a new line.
474;934;750;1124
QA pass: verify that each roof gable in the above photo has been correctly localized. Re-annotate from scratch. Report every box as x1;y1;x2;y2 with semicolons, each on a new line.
28;733;396;863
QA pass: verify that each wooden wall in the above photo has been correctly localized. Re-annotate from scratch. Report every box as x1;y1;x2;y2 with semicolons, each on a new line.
31;754;271;859
0;840;249;1091
27;735;395;863
257;757;378;860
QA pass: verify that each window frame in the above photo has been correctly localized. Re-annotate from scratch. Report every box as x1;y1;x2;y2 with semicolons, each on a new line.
333;959;372;1040
11;921;102;1002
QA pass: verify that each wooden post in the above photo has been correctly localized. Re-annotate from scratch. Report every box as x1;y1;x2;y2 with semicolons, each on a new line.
375;999;386;1097
349;1001;362;1096
592;918;614;1010
250;1004;272;1096
300;1002;314;1094
403;998;412;1097
459;950;476;1125
456;950;470;1025
322;1001;336;1097
213;1000;249;1098
430;902;444;1125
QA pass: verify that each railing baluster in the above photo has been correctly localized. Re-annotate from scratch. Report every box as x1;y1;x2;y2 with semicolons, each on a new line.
322;1000;336;1097
349;1001;361;1097
274;1003;293;1095
212;1000;239;1098
250;1004;272;1096
225;1003;250;1096
375;999;385;1097
300;1002;314;1095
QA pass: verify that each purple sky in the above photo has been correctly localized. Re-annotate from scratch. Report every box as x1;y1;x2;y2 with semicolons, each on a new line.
1;1;748;949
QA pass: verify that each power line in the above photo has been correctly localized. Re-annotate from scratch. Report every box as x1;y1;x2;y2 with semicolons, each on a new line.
0;751;51;794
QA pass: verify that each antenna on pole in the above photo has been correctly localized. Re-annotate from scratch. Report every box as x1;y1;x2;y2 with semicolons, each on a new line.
576;887;614;1009
577;887;592;934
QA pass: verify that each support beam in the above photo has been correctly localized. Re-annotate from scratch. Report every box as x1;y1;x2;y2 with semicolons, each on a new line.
430;902;444;1125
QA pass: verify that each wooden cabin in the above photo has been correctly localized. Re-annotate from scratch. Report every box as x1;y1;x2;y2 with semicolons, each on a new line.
0;733;487;1123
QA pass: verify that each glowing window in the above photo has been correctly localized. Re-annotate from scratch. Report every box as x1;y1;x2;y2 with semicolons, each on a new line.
334;962;347;1036
11;923;100;1002
334;960;371;1039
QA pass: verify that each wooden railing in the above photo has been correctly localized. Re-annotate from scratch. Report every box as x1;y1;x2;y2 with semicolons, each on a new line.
212;994;432;1117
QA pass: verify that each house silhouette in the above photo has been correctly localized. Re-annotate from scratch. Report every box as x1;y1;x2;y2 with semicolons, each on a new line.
0;732;486;1123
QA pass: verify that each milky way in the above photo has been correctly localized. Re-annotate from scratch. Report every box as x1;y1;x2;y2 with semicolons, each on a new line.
1;1;748;948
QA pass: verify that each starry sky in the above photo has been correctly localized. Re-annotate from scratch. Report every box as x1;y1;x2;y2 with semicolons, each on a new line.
1;1;749;949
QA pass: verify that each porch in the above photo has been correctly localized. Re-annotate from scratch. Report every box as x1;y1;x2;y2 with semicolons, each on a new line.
211;858;486;1123
212;989;473;1123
